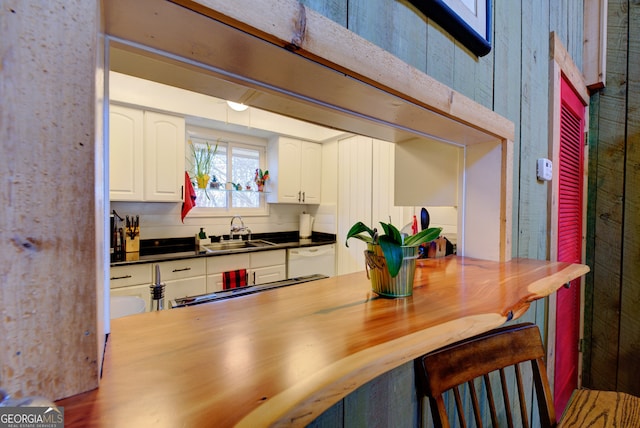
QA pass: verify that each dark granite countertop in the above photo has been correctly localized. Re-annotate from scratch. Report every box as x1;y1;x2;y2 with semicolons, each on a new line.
110;231;336;267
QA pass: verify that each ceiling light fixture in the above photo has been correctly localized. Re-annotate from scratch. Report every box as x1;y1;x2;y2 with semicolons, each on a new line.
227;101;249;112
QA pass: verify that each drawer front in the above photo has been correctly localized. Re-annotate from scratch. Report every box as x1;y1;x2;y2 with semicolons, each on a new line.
250;249;286;268
206;254;250;274
110;264;152;289
157;258;206;281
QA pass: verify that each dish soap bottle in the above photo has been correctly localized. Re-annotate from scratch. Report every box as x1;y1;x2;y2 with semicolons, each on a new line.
196;227;209;249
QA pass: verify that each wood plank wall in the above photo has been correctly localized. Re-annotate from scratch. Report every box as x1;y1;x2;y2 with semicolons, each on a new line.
297;0;585;425
584;0;640;395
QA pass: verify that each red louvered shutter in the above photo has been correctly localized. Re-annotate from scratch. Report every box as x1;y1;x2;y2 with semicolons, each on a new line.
554;76;585;415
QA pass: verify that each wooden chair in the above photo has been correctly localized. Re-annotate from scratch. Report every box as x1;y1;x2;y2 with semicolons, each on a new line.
414;323;556;428
415;322;640;427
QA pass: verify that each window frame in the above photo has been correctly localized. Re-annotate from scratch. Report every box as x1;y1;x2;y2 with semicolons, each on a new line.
186;126;269;218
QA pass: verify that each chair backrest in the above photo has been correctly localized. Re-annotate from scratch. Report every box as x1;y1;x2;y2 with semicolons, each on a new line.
414;323;557;428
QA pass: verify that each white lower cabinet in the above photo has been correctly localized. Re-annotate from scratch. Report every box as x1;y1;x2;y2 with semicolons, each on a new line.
110;264;151;289
249;250;286;285
110;258;205;312
164;277;207;303
111;250;287;312
206;250;286;292
158;258;206;306
250;265;287;285
206;253;250;292
110;264;152;313
111;283;152;313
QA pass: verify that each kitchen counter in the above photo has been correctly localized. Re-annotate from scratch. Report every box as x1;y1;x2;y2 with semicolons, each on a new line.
111;232;336;266
58;256;589;427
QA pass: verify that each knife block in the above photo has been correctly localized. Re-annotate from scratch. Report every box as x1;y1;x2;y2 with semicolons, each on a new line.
125;231;140;261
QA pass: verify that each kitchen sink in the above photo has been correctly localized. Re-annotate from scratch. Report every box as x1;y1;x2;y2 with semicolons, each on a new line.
201;239;276;253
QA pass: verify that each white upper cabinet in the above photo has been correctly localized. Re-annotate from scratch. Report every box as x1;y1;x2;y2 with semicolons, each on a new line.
109;105;185;202
109;105;144;201
267;136;322;204
143;111;185;202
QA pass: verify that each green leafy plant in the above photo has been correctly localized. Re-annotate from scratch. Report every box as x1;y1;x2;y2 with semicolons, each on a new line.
188;139;218;184
345;221;442;277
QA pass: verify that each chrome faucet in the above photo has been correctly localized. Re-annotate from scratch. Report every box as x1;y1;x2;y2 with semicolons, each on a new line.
230;215;251;240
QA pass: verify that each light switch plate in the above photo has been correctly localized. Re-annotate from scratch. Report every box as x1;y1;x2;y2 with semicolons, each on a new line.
537;158;553;181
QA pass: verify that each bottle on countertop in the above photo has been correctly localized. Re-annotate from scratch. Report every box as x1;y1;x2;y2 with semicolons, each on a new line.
196;227;210;249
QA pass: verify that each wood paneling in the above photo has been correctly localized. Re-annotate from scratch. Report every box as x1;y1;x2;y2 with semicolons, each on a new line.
618;0;640;395
493;0;523;260
0;0;100;399
518;1;551;260
586;0;628;392
348;0;428;73
584;0;640;397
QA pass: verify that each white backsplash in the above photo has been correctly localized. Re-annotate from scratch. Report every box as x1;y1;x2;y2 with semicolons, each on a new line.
110;201;335;240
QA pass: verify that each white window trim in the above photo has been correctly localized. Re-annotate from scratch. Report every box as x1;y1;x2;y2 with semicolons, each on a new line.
187;125;270;217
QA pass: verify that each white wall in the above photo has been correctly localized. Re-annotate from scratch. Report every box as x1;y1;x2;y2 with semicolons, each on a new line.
111;200;308;240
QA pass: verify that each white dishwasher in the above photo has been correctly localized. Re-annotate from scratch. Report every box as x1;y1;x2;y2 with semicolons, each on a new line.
287;244;336;278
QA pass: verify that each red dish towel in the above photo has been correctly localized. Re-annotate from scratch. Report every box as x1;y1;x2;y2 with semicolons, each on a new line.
181;172;197;223
223;269;247;290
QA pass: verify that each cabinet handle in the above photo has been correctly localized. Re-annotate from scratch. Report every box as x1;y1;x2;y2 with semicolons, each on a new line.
110;274;132;280
298;191;301;202
172;267;192;272
302;191;305;202
253;271;256;285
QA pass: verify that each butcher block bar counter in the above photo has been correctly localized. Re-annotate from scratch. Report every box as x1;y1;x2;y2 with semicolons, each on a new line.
58;256;589;427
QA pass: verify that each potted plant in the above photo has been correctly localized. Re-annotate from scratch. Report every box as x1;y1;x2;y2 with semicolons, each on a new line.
254;168;269;191
346;221;441;297
189;140;218;189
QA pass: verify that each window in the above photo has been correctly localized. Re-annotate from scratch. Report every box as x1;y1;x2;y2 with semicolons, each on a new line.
187;130;268;216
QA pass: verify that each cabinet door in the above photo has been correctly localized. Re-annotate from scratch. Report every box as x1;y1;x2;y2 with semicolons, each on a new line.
109;105;144;201
300;142;322;204
250;250;286;285
250;265;286;285
143;111;185;202
165;277;207;303
206;254;250;292
111;284;151;312
277;137;303;203
206;273;224;293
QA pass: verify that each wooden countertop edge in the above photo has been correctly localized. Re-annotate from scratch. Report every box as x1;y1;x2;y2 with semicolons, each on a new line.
237;313;507;428
526;263;591;298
